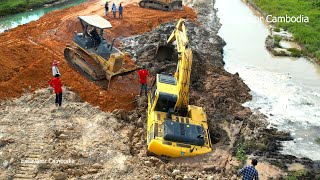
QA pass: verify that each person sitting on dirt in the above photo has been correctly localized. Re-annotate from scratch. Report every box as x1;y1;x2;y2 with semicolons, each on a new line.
237;159;259;180
89;28;101;46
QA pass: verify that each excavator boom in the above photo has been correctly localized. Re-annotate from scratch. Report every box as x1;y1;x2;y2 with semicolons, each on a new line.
166;19;192;113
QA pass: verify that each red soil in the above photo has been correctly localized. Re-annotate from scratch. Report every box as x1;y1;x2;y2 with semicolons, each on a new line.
0;0;196;111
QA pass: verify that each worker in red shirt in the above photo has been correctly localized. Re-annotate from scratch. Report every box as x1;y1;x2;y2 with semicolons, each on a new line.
138;65;150;97
49;74;63;107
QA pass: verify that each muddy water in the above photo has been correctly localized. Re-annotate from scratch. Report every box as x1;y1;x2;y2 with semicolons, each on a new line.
215;0;320;160
0;0;86;33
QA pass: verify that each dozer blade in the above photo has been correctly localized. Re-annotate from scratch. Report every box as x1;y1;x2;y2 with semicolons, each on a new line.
105;66;139;89
64;46;138;90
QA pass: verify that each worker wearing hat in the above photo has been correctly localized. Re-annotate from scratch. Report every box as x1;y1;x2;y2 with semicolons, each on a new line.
52;60;61;77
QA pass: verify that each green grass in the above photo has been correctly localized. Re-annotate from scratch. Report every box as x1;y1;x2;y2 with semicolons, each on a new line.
288;48;302;57
0;0;56;16
285;169;308;180
235;144;247;165
251;0;320;60
316;137;320;144
243;140;267;152
273;35;282;48
273;27;281;32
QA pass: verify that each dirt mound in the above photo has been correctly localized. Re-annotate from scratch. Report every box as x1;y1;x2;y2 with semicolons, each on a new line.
0;1;196;111
0;88;130;179
0;88;241;179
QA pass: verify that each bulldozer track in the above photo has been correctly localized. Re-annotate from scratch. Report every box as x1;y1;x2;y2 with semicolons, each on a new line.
139;0;182;11
64;47;106;80
13;120;48;179
64;47;108;89
0;107;77;179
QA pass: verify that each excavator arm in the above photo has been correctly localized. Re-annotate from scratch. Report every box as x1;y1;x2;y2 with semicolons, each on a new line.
166;19;192;114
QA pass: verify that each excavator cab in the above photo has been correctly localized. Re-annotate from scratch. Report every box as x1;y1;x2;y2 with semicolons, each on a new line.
64;15;137;89
73;15;119;64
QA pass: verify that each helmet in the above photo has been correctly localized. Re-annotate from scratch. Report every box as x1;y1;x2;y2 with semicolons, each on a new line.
53;60;59;66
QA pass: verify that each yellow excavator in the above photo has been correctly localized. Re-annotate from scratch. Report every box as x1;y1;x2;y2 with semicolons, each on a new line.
147;19;212;157
64;15;137;89
139;0;182;11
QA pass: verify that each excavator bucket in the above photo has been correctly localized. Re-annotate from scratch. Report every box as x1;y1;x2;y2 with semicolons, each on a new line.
155;46;174;61
155;34;175;61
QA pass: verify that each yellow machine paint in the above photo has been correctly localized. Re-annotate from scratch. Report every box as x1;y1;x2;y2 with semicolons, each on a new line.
64;15;137;89
147;19;212;157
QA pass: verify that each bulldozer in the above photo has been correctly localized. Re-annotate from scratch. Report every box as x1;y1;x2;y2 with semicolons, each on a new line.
64;15;137;89
146;19;212;157
139;0;182;11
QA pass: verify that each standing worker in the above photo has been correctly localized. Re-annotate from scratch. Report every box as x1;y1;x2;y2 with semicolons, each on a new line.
49;74;63;108
119;3;123;19
105;1;109;17
112;3;116;18
138;65;150;97
52;60;61;77
237;159;259;180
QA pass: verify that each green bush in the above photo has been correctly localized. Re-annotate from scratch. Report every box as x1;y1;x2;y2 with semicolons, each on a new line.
273;35;282;48
274;27;281;32
236;144;247;165
242;139;268;153
287;48;302;57
312;0;320;7
285;169;308;180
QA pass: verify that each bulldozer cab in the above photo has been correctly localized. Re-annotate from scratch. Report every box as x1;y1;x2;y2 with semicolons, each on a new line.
73;15;120;62
76;15;112;49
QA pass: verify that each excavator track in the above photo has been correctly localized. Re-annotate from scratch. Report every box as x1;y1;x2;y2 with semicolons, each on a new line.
139;0;182;11
64;47;106;81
